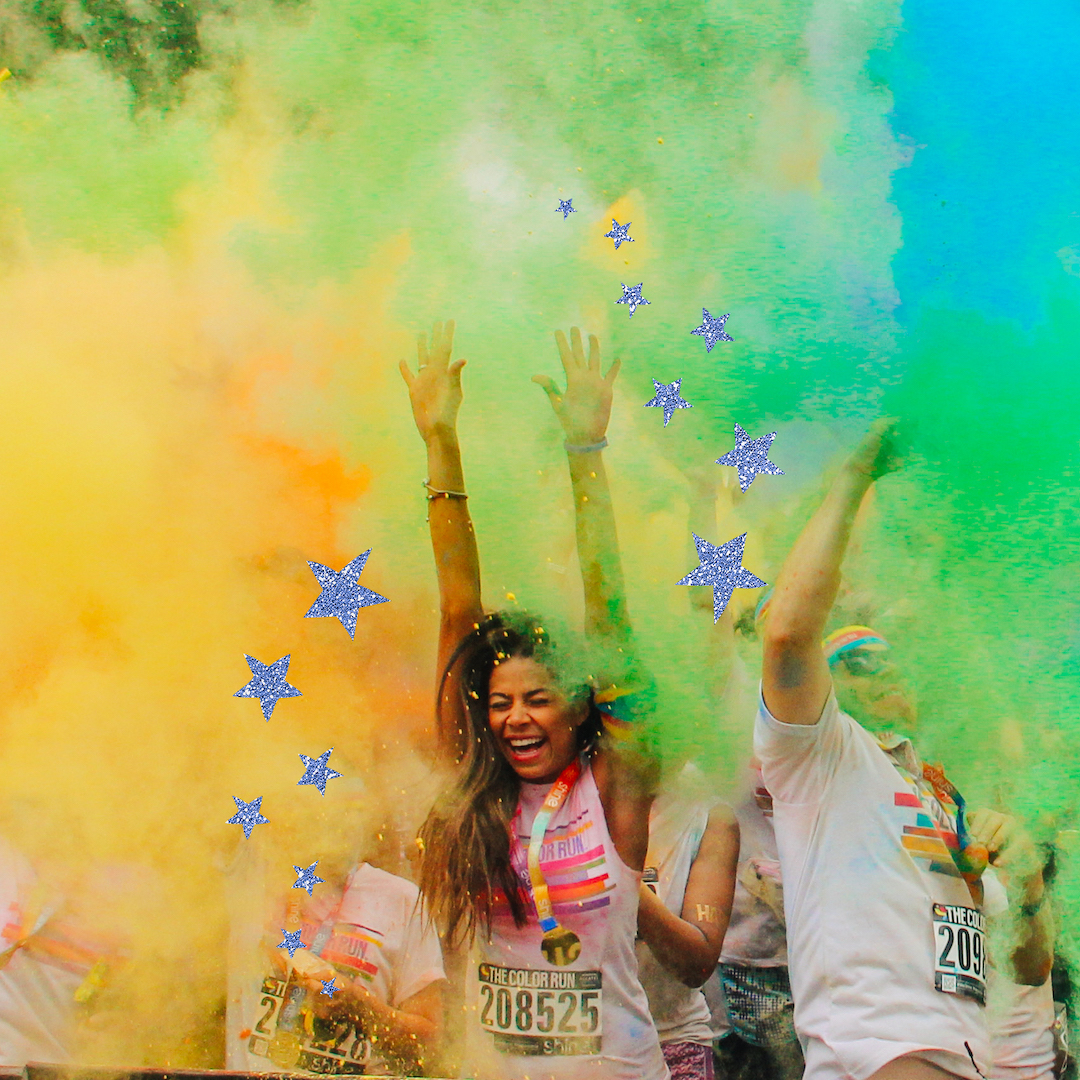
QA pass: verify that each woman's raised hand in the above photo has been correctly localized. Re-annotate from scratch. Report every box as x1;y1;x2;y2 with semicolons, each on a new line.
533;327;621;445
399;320;466;443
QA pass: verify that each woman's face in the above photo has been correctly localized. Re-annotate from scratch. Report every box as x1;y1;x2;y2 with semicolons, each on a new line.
487;655;587;784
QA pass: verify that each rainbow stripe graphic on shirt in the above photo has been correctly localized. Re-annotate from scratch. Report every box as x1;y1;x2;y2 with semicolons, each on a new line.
894;773;963;878
498;807;614;919
309;920;382;982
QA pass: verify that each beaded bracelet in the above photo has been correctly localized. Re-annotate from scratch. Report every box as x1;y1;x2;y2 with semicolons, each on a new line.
564;437;609;454
423;479;468;500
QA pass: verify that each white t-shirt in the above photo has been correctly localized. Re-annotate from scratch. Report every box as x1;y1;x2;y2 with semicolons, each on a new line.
635;785;716;1046
230;862;444;1076
987;970;1056;1079
0;838;87;1067
720;763;787;967
466;760;669;1080
755;691;995;1080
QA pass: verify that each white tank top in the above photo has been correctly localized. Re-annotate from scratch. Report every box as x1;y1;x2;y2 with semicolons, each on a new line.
465;758;669;1080
987;969;1056;1079
635;787;716;1046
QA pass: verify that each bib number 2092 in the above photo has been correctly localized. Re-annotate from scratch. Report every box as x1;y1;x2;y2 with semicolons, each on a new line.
932;903;986;1005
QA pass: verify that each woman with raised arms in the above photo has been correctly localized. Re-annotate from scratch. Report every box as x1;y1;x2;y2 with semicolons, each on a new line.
400;322;669;1079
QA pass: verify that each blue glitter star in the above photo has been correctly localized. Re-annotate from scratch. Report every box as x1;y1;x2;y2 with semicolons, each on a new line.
605;219;634;249
556;199;576;219
677;533;767;622
228;796;270;839
320;977;340;998
615;282;650;318
293;861;326;895
297;748;343;797
305;551;389;639
278;928;307;958
691;309;733;352
716;424;785;492
234;654;302;721
644;379;692;427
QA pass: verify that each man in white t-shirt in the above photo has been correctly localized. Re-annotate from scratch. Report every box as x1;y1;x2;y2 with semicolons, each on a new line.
229;860;445;1077
755;420;1052;1080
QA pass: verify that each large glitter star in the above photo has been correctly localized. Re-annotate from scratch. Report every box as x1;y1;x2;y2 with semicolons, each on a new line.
305;551;389;639
320;978;340;998
716;424;785;492
228;796;270;839
297;748;343;797
293;861;326;895
278;928;307;958
605;219;634;249
615;282;650;318
556;199;576;219
691;309;733;352
234;654;302;721
644;379;692;427
677;533;767;622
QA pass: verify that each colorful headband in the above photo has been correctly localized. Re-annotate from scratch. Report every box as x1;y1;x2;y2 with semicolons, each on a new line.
823;625;889;666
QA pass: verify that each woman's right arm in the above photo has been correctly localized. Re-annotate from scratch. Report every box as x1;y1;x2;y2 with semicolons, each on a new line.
400;321;483;756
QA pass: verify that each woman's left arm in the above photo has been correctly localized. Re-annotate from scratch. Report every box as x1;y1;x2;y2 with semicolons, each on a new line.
534;328;655;868
637;806;740;986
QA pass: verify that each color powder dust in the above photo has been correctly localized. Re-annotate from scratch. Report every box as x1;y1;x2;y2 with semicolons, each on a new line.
0;0;1077;1067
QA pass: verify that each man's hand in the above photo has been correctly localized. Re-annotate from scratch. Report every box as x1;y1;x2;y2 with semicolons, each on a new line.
399;320;466;443
967;809;1044;896
533;327;620;445
846;417;906;482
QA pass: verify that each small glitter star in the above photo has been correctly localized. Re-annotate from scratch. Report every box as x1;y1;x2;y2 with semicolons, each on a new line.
615;282;650;318
305;551;389;639
293;861;326;895
691;309;733;352
556;199;576;219
297;748;343;797
677;533;767;622
278;928;307;958
320;978;340;998
644;379;692;427
228;796;270;839
605;219;634;249
716;424;785;492
234;654;302;721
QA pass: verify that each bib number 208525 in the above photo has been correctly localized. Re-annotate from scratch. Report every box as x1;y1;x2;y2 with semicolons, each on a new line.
932;903;986;1005
478;963;602;1056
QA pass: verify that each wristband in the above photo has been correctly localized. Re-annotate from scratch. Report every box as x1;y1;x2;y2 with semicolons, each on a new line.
564;437;608;454
1018;896;1045;918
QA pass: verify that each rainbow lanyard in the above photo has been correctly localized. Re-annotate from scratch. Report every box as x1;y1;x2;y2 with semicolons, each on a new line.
520;759;581;934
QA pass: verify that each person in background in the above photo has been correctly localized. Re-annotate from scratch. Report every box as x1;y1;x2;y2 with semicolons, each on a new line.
756;419;1052;1080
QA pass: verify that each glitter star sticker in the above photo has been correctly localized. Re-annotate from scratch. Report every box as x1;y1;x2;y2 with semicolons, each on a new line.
644;379;692;427
605;219;634;249
320;978;340;998
278;928;307;958
234;654;302;721
297;748;343;797
305;551;389;639
228;796;269;839
716;424;785;492
691;309;733;352
615;282;650;318
556;198;576;219
293;861;326;895
677;533;767;622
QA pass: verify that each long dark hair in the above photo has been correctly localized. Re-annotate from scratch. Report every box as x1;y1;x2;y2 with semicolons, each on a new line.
418;611;603;945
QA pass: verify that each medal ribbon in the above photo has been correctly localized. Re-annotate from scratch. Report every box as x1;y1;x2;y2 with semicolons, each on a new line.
522;759;581;933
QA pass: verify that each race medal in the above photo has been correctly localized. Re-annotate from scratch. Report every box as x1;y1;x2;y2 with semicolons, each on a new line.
267;1030;303;1068
517;759;584;967
932;902;986;1004
541;927;581;967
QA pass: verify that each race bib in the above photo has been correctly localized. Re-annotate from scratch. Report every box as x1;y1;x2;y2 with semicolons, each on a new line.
932;903;986;1005
477;963;602;1056
248;974;372;1074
